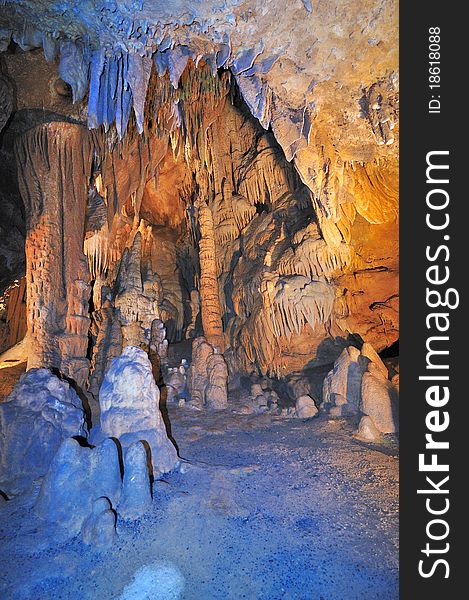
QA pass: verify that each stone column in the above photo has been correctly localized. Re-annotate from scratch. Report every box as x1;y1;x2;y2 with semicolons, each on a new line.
195;199;224;352
15;123;93;387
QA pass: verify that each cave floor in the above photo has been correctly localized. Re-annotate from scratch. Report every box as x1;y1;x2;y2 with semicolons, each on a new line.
0;408;399;600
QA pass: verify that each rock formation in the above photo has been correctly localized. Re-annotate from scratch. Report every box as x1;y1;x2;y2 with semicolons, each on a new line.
119;442;153;520
164;363;188;404
35;437;122;536
321;341;399;435
322;346;366;416
35;432;162;536
92;346;178;475
195;199;225;353
355;415;382;442
34;437;120;544
0;278;27;354
0;68;13;133
0;369;87;494
360;363;398;433
81;497;117;550
187;337;228;410
0;9;401;598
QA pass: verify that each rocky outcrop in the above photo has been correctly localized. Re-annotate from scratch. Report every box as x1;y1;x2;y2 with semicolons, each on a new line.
92;346;178;475
0;369;87;494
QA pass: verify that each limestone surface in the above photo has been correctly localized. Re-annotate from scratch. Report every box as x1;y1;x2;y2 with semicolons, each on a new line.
322;346;365;415
355;415;382;442
187;337;228;410
295;395;318;419
2;0;398;380
81;497;117;550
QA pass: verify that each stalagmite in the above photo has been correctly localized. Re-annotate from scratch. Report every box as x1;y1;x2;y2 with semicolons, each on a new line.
0;278;27;354
186;289;200;339
187;336;228;410
3;27;398;392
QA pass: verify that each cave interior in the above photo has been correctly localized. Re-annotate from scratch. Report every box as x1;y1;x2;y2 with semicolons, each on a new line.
0;1;399;598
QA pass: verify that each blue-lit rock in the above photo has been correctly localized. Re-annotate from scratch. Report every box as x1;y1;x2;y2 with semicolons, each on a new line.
119;441;152;520
35;437;122;535
0;369;87;495
81;497;117;549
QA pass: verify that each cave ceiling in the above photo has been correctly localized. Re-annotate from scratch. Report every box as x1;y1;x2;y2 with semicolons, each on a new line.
1;0;398;165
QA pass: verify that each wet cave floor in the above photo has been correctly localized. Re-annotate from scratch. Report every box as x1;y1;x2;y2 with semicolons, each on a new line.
0;407;399;600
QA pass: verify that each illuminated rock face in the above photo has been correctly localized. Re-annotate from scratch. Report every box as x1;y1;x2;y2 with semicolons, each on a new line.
1;0;398;390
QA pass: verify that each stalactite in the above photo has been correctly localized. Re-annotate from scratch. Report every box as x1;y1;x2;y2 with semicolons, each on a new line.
269;276;335;340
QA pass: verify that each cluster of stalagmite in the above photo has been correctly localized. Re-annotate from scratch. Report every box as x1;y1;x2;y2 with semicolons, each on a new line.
187;337;228;410
322;342;399;439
